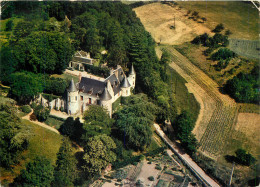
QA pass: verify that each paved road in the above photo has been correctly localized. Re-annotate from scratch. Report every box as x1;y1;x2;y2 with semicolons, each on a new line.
22;111;60;134
154;123;220;187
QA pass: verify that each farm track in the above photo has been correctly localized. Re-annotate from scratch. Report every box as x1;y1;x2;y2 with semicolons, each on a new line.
163;46;238;157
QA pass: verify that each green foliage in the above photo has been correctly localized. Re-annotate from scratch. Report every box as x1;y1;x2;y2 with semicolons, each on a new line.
9;72;43;104
211;48;236;61
83;64;110;78
0;101;30;168
82;134;117;176
173;111;199;154
44;77;67;96
53;137;77;186
155;165;162;170
59;117;84;144
34;105;50;122
30;102;37;110
19;105;32;114
5;19;14;31
114;94;156;151
235;149;256;166
224;67;259;103
82;105;114;143
148;176;155;181
112;169;128;180
12;31;74;74
212;23;225;33
13;156;54;187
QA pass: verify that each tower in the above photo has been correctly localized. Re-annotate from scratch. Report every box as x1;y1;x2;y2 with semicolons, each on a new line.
67;79;79;115
99;87;112;117
128;64;136;89
121;76;131;97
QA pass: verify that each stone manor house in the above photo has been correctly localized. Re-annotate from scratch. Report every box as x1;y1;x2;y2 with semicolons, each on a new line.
67;64;136;117
37;60;136;117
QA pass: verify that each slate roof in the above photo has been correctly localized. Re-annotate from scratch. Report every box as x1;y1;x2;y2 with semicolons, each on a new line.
67;79;77;92
99;87;112;101
129;64;135;75
79;77;105;97
121;76;131;88
105;74;121;96
116;68;125;82
72;56;93;64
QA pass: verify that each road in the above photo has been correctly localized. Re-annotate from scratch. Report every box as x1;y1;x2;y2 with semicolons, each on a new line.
154;123;220;187
22;111;60;134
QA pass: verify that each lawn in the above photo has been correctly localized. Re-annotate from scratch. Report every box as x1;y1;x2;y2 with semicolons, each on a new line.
51;72;79;83
166;61;200;118
178;1;258;40
0;120;62;184
45;116;64;129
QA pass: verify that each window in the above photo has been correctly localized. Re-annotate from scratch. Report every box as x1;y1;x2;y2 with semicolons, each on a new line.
126;90;128;95
75;96;77;101
89;98;92;104
68;96;70;102
81;96;83;101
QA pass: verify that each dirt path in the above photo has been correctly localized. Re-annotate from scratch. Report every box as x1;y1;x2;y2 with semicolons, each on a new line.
162;46;238;157
22;111;60;134
154;123;220;187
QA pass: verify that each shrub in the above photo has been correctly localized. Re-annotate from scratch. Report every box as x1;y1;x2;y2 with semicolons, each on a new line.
30;102;37;110
148;161;152;164
212;23;224;33
30;113;37;121
20;105;32;113
235;149;256;166
155;165;162;170
60;106;64;112
34;105;50;122
148;176;154;181
211;48;236;61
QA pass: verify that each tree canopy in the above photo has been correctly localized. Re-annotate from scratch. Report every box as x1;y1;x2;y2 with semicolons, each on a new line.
82;134;116;176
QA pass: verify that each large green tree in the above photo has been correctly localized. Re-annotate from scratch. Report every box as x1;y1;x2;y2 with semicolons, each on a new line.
9;72;43;104
82;105;114;142
14;156;54;187
0;99;30;168
53;138;77;186
82;134;116;176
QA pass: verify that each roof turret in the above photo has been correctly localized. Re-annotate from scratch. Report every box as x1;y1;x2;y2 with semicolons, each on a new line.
68;79;77;92
100;87;112;101
121;76;131;88
129;64;135;75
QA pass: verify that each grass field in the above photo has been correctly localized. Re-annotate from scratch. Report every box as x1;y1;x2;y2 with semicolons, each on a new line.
177;1;258;40
45;116;64;129
51;72;79;83
0;120;62;184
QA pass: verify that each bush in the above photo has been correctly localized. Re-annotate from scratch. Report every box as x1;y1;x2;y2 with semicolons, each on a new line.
148;176;154;181
30;113;37;121
60;106;64;112
34;105;50;122
20;105;32;113
235;149;256;166
155;165;162;170
212;23;224;33
148;161;152;164
211;48;236;61
30;102;37;110
5;19;14;31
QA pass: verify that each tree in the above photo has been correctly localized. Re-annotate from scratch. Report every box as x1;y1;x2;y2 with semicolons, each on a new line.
53;138;77;186
5;19;14;31
82;105;114;142
115;94;156;151
82;134;116;176
0;100;30;168
44;77;67;96
34;105;50;122
13;156;54;187
59;117;84;144
211;48;236;61
9;72;43;104
13;20;34;40
212;23;224;33
225;29;232;36
201;17;207;23
235;148;256;166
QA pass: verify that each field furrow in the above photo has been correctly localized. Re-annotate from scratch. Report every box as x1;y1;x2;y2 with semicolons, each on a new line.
163;46;238;157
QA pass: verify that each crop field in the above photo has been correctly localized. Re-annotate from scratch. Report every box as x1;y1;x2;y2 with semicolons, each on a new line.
161;46;239;158
229;39;259;59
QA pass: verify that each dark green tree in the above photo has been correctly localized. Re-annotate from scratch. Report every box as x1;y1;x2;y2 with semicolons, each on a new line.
212;23;224;33
235;148;256;166
34;105;50;122
13;156;54;187
53;138;77;186
9;72;43;104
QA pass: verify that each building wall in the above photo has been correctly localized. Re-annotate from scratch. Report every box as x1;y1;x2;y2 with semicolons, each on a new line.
67;91;79;115
78;92;98;114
